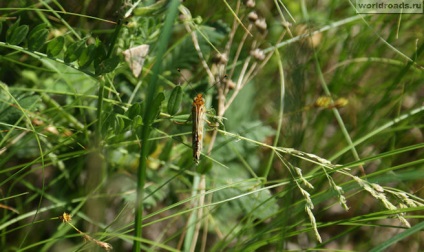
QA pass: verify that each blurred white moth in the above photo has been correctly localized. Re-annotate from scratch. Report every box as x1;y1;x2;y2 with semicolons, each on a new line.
122;44;149;78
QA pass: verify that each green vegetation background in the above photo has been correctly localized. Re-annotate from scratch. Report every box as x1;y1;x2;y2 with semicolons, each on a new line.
0;1;423;251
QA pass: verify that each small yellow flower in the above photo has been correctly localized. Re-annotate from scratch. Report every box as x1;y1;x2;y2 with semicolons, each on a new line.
59;212;72;223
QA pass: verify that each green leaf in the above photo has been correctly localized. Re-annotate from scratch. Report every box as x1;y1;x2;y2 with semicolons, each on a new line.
126;102;142;119
133;0;168;16
159;139;173;162
30;23;47;34
28;24;49;51
167;85;182;115
162;24;227;71
214;181;279;222
93;40;107;66
64;40;86;63
0;92;40;126
46;36;64;57
7;24;29;45
147;92;165;124
95;56;120;75
0;22;3;35
132;115;143;135
78;44;95;68
196;158;213;174
114;116;125;134
101;112;114;137
5;18;20;43
246;188;279;220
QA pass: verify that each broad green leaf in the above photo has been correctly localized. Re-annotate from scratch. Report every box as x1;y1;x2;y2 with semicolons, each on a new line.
167;85;182;115
5;18;20;43
19;95;40;109
147;92;165;125
93;40;107;66
0;22;3;35
46;36;64;57
243;187;279;220
28;25;49;51
64;40;86;63
7;24;29;45
126;102;142;119
28;23;47;37
214;181;279;222
0;93;40;126
78;44;95;68
95;56;120;75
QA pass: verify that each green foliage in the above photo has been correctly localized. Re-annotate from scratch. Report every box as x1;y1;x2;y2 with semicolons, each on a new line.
133;0;168;16
0;89;40;127
147;92;165;125
27;23;48;51
167;85;182;115
0;1;423;252
126;102;142;119
6;18;29;45
215;180;279;221
78;44;95;68
46;36;64;57
93;39;108;66
162;24;227;72
95;55;120;75
64;40;86;63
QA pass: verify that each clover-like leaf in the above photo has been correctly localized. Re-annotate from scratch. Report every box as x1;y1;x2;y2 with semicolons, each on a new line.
64;40;86;63
95;56;120;75
28;24;49;51
46;36;64;57
167;85;182;115
6;22;29;45
78;44;95;68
